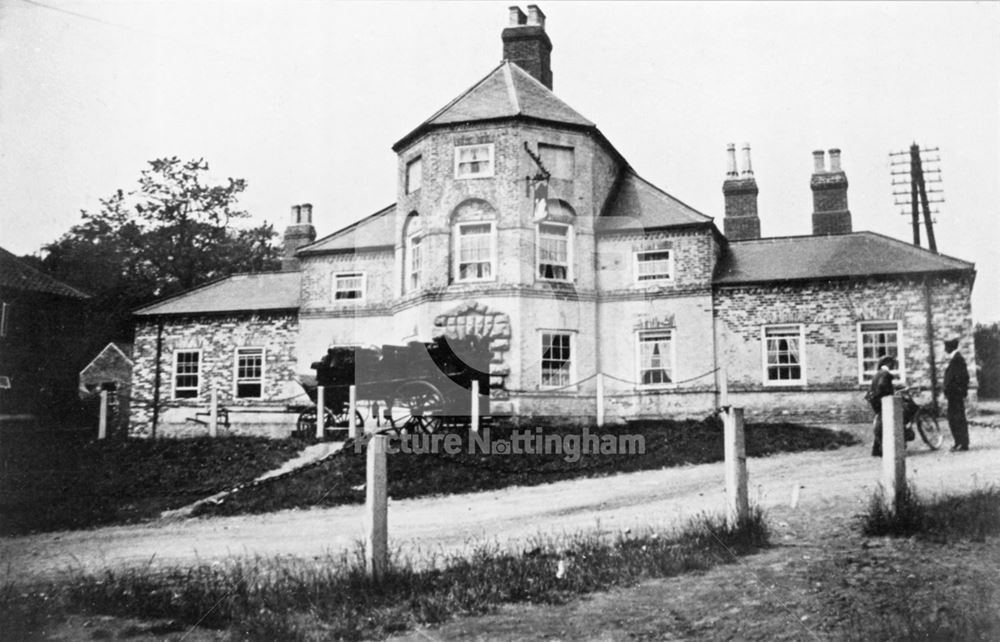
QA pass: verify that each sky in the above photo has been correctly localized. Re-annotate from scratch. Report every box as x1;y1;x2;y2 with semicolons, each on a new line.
1;1;997;321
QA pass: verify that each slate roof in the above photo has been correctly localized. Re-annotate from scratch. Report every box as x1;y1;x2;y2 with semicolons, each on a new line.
298;204;396;255
597;171;713;232
714;232;975;285
133;272;301;316
394;61;595;151
0;246;89;299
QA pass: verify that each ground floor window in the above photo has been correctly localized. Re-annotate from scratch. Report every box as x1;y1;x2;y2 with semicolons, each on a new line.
541;332;572;387
763;324;805;384
173;350;201;399
235;347;264;398
858;321;903;383
638;330;673;386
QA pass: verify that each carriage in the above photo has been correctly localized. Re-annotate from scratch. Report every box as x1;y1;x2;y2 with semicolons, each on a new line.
293;335;492;437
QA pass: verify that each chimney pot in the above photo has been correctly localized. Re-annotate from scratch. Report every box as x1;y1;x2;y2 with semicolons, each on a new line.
725;143;738;178
526;5;546;28
291;204;301;224
828;148;842;172
740;142;754;177
508;6;526;26
812;150;826;173
300;203;313;224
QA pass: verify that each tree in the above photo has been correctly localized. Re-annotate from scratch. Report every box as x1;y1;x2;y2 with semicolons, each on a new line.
37;157;280;347
974;322;1000;399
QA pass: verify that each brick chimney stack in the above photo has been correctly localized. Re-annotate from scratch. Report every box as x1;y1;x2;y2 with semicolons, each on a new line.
723;142;761;240
502;5;553;89
282;203;316;271
810;148;852;235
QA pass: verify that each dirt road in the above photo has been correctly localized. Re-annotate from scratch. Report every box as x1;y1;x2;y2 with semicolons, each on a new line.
2;423;997;585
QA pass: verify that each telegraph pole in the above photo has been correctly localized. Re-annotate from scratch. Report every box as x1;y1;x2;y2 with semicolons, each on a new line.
890;143;944;252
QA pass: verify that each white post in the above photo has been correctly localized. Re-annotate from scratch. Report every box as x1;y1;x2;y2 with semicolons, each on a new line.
723;407;749;526
98;390;108;440
209;388;218;438
471;379;480;433
365;433;388;580
881;395;906;511
316;386;326;439
596;373;605;428
719;367;729;409
349;385;359;438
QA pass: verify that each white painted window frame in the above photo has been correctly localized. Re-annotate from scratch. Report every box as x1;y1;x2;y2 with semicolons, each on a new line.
535;221;574;282
761;324;807;386
633;248;675;283
172;348;202;400
233;347;266;399
454;143;495;179
857;320;906;384
405;231;422;292
331;271;366;302
453;221;497;283
539;330;576;390
636;329;676;389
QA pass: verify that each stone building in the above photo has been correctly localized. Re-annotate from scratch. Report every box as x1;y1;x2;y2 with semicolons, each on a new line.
129;6;976;437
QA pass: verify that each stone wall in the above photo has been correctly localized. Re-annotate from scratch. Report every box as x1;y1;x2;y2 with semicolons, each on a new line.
129;311;301;438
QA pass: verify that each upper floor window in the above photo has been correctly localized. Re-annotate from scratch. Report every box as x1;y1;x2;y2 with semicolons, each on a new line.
541;332;573;388
406;156;422;194
858;321;904;383
539;144;574;180
332;272;365;301
638;330;674;387
234;347;264;398
407;234;422;291
455;222;496;282
455;144;494;179
763;324;806;385
173;350;201;399
537;222;572;281
635;249;674;282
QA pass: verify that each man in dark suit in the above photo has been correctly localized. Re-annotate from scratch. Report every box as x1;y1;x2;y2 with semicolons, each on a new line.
943;338;970;451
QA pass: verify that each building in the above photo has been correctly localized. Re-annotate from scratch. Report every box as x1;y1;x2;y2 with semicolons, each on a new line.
0;246;91;424
79;342;134;436
129;6;976;437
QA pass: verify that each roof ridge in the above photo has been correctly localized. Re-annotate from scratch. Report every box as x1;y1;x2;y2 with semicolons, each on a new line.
503;61;521;114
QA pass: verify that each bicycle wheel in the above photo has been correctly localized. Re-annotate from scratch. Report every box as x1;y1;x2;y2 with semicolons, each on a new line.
915;410;944;450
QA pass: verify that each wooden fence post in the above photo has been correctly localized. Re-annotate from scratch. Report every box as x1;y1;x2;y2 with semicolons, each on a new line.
316;386;326;439
209;388;218;438
471;379;480;433
98;390;108;440
596;373;605;428
723;407;749;526
349;385;359;438
365;433;388;580
881;395;906;511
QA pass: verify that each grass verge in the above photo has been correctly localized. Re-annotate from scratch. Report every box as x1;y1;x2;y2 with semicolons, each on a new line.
0;507;768;641
860;483;1000;541
0;433;305;535
196;417;856;517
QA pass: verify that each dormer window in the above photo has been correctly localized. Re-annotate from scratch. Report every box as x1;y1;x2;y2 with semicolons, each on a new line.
455;144;494;179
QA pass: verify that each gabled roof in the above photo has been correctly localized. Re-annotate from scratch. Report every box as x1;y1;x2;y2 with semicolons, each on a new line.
299;204;396;255
134;272;301;316
0;246;90;299
597;171;714;233
394;61;595;151
81;342;134;374
714;232;975;285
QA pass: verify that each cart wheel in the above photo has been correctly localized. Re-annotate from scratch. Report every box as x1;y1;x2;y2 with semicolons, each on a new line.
388;381;445;434
329;408;363;428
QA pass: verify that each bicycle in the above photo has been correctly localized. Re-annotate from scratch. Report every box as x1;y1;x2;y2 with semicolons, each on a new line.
867;386;944;451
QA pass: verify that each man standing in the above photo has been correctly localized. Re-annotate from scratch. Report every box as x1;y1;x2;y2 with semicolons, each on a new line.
869;355;897;457
943;338;970;452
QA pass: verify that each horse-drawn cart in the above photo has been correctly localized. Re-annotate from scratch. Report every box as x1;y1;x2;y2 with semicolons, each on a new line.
294;335;491;436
